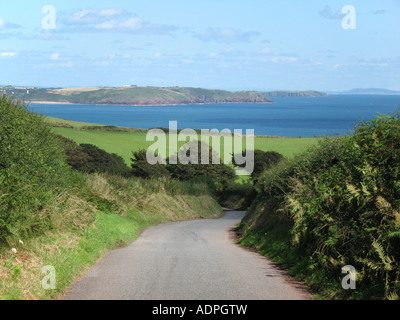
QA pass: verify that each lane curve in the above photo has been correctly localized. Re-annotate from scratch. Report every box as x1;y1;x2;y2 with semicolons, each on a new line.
63;211;312;300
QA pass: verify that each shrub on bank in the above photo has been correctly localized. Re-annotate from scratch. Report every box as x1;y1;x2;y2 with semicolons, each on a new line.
57;136;131;177
0;95;222;246
165;140;237;192
217;179;256;210
131;149;171;179
130;141;237;193
240;110;400;299
0;95;71;242
233;149;284;183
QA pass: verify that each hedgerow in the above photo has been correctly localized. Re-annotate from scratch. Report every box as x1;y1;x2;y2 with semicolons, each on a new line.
240;110;400;299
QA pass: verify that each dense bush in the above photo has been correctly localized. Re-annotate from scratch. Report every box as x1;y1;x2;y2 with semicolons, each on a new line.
233;149;284;182
217;179;256;210
131;149;171;179
80;144;131;176
0;95;70;242
186;175;217;196
56;135;90;170
57;136;131;177
241;110;400;299
166;140;237;191
131;140;237;192
223;149;284;210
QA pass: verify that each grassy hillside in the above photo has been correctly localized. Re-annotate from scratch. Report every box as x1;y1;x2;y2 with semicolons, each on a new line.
0;95;223;300
5;86;273;105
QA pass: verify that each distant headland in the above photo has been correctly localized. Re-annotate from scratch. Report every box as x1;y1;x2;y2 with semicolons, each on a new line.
0;85;329;106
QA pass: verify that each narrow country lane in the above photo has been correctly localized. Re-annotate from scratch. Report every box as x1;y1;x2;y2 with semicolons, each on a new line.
63;210;312;300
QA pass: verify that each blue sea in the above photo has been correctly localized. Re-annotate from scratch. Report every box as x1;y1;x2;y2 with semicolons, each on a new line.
29;94;400;137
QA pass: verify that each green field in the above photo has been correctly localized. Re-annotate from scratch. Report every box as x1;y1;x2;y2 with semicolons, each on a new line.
46;116;108;127
48;116;320;165
53;127;150;163
254;136;319;158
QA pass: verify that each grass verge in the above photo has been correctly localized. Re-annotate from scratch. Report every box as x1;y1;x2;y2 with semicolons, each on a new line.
0;173;223;300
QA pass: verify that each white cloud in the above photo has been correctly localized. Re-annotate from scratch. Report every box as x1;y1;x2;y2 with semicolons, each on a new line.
59;61;74;68
40;60;74;69
257;48;300;64
106;53;132;60
0;18;20;30
67;8;128;25
271;56;298;63
119;17;143;30
94;60;110;67
259;48;271;55
94;20;118;30
64;9;177;35
219;47;246;57
95;17;143;30
99;9;126;17
223;47;235;53
182;59;195;64
194;28;260;43
0;51;16;57
50;53;60;60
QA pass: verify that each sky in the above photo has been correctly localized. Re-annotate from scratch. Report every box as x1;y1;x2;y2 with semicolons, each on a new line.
0;0;399;91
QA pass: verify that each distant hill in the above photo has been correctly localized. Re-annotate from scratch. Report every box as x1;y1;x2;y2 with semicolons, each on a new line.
0;85;331;105
331;88;400;95
258;90;329;98
0;85;273;105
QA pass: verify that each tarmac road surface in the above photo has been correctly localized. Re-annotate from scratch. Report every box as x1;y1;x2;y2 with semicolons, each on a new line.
63;210;312;300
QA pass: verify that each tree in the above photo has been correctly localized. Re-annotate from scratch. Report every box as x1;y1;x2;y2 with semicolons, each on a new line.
131;149;171;179
57;136;131;177
233;150;284;182
166;140;236;190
